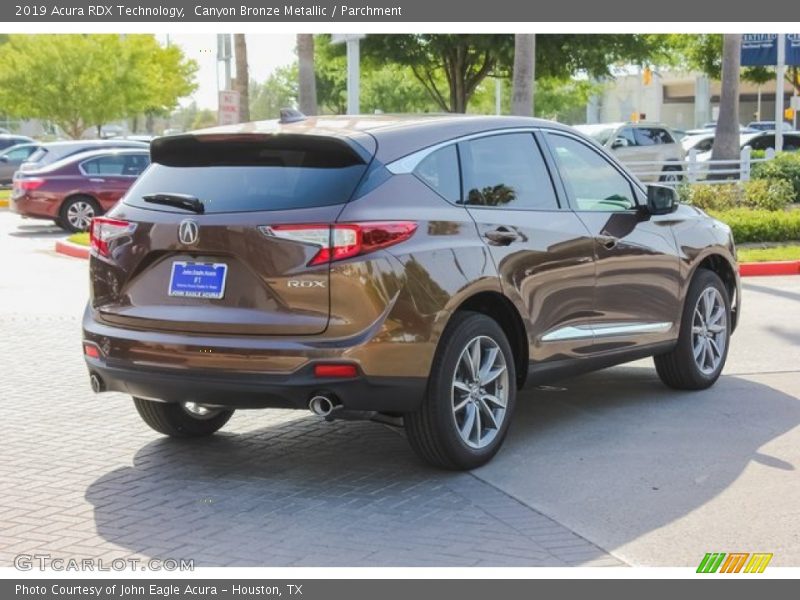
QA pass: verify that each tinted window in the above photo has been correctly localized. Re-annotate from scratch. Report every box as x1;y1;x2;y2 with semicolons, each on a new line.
81;153;149;176
5;146;36;161
548;133;636;212
125;138;368;214
460;133;558;210
694;138;714;153
634;127;673;146
784;135;800;152
748;135;775;151
618;127;637;146
414;145;461;203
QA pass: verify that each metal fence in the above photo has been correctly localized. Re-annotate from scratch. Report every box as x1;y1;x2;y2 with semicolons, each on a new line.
623;147;777;186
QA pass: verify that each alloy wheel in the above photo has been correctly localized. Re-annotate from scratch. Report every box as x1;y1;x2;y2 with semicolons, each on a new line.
451;335;509;449
691;287;727;375
66;200;95;231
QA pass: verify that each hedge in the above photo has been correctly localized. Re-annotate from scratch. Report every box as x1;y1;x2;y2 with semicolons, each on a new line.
679;179;794;212
752;152;800;202
709;208;800;243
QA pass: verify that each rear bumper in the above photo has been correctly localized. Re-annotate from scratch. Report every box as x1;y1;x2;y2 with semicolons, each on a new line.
8;192;58;219
84;356;426;412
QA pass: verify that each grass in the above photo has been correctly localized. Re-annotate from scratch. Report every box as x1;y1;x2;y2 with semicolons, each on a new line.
67;232;90;246
738;244;800;263
0;189;10;201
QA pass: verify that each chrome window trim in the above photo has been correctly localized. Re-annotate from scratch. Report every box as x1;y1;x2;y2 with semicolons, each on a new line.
541;321;672;342
386;127;543;175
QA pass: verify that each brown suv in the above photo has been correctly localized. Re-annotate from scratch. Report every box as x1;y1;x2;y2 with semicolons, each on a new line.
83;115;740;470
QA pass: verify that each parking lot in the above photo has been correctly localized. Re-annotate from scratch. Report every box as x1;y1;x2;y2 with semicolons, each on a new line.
1;209;798;568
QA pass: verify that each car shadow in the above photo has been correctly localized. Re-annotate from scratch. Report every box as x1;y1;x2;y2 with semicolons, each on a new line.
476;366;800;565
8;223;66;238
84;368;799;567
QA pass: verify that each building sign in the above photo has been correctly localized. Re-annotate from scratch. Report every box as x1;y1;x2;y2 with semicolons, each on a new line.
218;90;240;125
741;34;800;66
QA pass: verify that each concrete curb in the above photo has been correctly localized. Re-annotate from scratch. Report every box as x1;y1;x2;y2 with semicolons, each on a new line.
739;260;800;277
54;240;89;260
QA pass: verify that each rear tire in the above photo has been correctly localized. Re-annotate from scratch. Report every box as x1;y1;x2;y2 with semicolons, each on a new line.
659;165;683;184
133;398;234;437
405;311;516;470
58;195;100;233
654;269;731;390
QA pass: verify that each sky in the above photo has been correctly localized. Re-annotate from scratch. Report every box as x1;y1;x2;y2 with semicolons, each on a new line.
156;34;297;110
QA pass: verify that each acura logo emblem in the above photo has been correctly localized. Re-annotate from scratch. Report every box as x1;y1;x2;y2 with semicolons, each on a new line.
178;219;199;245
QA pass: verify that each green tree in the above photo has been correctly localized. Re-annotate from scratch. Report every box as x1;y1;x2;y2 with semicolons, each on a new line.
250;64;299;120
0;34;196;138
191;109;217;130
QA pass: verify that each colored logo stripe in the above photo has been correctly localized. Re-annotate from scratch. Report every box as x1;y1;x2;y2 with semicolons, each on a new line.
744;553;773;573
697;552;773;573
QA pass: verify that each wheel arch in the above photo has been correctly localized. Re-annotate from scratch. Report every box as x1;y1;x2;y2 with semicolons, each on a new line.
452;291;528;389
690;252;740;332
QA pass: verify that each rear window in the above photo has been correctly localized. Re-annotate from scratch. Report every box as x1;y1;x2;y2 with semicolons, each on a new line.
26;147;49;163
124;134;370;213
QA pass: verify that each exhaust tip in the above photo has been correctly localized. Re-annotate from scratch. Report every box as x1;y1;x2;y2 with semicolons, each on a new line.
89;373;105;393
308;395;335;417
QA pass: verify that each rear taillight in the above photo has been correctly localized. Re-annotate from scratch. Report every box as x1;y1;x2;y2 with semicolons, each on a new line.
89;217;137;258
261;222;418;266
16;177;45;191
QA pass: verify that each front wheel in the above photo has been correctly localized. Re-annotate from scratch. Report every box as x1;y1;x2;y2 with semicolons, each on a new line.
654;269;731;390
659;166;683;184
405;311;517;470
133;398;234;437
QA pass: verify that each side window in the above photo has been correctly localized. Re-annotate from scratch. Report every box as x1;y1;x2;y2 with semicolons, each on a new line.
6;146;35;160
748;135;774;151
784;136;800;152
123;154;150;177
460;133;559;210
634;128;659;146
413;145;461;203
82;155;126;175
695;138;714;153
618;127;637;146
653;128;675;144
547;133;637;212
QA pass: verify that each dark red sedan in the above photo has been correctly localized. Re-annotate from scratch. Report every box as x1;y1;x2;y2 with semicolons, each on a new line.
10;148;150;232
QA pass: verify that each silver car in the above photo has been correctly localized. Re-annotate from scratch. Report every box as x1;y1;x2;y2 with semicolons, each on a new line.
0;143;41;185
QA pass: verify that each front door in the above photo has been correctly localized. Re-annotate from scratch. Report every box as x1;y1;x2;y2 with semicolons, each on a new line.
544;131;681;352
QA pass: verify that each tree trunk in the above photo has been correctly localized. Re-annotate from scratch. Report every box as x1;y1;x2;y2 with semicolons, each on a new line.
711;34;741;170
511;34;535;116
297;34;317;116
234;34;250;122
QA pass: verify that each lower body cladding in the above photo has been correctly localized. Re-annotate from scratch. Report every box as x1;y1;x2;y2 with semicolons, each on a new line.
84;355;425;417
82;307;429;420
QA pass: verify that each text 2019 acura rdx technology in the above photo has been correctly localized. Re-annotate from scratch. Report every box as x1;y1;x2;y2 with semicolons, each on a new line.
82;115;739;469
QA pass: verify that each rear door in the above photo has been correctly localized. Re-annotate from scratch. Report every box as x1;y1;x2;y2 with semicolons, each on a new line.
458;132;596;362
91;134;371;336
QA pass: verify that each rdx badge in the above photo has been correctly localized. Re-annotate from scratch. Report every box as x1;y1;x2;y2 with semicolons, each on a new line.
287;280;326;288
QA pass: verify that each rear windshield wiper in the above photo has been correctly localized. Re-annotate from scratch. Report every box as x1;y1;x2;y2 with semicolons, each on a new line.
142;193;205;214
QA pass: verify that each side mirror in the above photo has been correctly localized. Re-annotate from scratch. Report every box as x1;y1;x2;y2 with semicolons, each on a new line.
646;184;678;215
611;137;629;149
0;156;8;163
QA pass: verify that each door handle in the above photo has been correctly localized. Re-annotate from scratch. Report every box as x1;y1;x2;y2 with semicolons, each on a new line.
89;178;105;183
596;234;619;249
484;227;520;245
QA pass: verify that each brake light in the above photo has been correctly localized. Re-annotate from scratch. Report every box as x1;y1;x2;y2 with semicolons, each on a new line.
16;177;45;191
89;217;137;258
83;343;101;359
261;222;417;266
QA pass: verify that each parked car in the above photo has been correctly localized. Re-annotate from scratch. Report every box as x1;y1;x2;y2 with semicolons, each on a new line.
694;131;800;161
10;148;150;232
81;115;740;470
17;139;149;174
574;122;685;182
0;134;35;152
681;133;716;155
0;142;42;184
747;121;794;132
